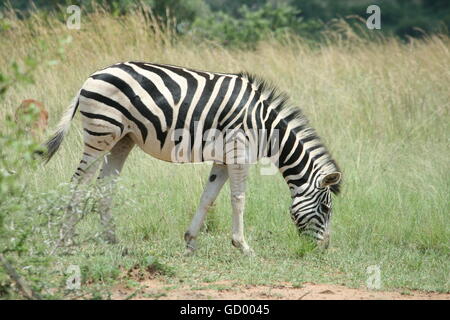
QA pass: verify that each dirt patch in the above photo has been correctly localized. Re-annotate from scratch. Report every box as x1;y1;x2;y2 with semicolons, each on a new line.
112;279;450;300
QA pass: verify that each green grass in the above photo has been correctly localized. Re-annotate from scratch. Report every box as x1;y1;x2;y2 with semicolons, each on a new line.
20;148;448;295
0;9;449;298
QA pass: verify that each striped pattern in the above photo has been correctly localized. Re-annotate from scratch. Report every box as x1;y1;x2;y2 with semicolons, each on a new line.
44;61;341;243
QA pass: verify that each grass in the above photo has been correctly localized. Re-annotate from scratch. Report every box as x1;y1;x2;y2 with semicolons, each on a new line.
0;9;449;297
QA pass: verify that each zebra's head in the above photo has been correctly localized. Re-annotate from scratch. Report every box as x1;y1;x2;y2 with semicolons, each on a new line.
290;172;341;249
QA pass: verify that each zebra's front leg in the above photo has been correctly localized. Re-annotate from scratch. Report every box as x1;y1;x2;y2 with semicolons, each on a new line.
228;163;253;256
184;163;228;255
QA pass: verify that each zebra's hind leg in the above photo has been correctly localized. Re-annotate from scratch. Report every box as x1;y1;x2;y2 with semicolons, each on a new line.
96;135;135;244
184;163;228;255
227;163;253;256
60;148;105;246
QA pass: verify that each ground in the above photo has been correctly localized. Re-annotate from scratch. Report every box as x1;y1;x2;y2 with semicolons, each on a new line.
111;278;450;300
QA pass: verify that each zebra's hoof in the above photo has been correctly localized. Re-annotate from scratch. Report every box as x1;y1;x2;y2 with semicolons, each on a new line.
184;231;193;242
62;238;75;247
242;247;255;257
107;238;118;245
184;231;197;256
231;239;255;256
184;247;196;256
103;233;118;244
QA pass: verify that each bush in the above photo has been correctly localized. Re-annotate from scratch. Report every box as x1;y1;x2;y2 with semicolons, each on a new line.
192;3;323;47
0;37;73;299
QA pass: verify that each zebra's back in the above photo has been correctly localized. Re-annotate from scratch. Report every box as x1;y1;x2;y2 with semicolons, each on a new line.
78;61;265;163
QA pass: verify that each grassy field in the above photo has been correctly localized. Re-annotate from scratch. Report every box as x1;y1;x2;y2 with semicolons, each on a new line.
0;10;449;298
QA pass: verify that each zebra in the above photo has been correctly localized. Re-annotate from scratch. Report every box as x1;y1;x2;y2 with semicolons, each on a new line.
42;61;341;255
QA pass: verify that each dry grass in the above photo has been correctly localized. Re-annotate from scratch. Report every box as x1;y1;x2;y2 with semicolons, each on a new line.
0;8;449;295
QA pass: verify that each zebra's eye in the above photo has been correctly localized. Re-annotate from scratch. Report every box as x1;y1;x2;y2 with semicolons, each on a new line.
320;203;331;214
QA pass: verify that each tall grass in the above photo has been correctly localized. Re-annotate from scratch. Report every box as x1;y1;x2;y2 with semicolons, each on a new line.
0;8;449;295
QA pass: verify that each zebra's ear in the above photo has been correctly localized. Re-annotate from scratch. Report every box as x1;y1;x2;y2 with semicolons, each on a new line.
319;172;341;188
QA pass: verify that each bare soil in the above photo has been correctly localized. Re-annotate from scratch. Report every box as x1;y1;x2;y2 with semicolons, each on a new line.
112;278;450;300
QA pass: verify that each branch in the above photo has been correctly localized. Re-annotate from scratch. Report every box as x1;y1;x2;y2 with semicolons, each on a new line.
0;253;42;300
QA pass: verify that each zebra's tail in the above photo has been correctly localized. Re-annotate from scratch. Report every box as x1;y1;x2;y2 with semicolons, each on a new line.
39;93;80;163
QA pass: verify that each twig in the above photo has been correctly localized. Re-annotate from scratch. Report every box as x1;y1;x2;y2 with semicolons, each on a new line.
298;290;311;300
125;285;145;300
0;253;42;300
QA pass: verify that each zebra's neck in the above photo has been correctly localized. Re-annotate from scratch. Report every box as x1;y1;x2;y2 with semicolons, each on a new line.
259;92;338;196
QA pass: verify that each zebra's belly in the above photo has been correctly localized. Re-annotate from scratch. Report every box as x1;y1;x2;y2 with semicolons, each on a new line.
133;127;224;164
134;126;260;165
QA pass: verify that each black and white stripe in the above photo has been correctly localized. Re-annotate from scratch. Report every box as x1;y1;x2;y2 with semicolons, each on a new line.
43;61;341;247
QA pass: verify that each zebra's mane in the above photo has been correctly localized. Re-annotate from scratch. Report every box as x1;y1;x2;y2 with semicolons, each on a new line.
237;71;341;194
